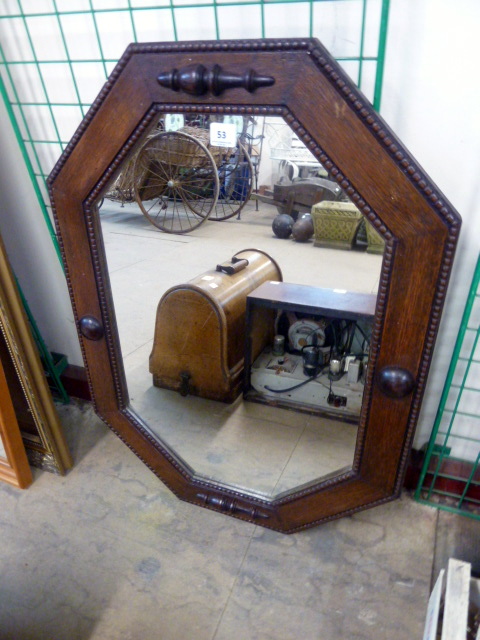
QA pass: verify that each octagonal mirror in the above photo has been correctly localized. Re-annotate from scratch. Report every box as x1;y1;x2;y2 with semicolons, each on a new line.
48;39;460;532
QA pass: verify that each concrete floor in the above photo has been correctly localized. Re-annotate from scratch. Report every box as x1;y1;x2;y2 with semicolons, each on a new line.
0;198;458;639
1;398;439;640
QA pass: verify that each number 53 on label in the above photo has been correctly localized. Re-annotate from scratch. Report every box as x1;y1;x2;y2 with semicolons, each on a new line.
209;123;237;148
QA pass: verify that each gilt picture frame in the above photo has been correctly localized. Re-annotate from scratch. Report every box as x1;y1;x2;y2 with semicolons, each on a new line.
0;235;72;475
0;353;32;489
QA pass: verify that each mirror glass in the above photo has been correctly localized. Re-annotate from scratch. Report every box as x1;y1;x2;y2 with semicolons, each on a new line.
96;114;383;497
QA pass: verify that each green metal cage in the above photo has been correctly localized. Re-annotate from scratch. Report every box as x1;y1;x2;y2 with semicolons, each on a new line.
415;254;480;520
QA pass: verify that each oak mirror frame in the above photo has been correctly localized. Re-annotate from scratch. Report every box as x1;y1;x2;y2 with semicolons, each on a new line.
48;39;460;533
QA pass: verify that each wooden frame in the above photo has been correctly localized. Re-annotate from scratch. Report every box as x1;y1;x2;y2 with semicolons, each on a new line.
48;39;461;532
0;235;72;475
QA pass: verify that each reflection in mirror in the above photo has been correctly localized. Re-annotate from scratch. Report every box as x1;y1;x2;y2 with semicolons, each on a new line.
96;114;383;497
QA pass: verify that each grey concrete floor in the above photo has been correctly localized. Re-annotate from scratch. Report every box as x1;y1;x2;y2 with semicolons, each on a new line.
0;398;440;640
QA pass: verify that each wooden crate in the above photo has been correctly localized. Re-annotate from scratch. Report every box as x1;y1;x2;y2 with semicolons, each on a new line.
423;558;479;639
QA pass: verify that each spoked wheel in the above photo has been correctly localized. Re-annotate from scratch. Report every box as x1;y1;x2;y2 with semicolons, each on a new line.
212;141;254;221
190;140;254;221
133;131;219;234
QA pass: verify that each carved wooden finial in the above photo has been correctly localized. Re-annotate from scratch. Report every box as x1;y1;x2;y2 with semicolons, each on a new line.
158;64;275;96
196;493;270;519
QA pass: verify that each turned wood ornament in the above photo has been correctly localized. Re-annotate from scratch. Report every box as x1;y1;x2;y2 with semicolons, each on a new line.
158;64;275;96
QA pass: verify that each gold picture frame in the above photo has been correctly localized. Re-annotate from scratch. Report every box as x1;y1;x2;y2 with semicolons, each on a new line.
0;353;32;488
0;235;72;475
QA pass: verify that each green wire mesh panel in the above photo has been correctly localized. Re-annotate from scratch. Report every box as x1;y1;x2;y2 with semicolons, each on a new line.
0;0;390;260
415;254;480;520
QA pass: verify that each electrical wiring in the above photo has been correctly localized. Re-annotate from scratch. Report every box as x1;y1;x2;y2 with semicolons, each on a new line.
264;366;330;394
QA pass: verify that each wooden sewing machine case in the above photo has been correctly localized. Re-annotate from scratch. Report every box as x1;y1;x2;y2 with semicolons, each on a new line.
149;249;282;402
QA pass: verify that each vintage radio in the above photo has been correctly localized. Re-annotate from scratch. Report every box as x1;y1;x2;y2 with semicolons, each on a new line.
149;249;282;403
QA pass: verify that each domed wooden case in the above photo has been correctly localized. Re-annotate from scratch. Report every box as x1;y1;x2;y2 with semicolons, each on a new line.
149;249;282;403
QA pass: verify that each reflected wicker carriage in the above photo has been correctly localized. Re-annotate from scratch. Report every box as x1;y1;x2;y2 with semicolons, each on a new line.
106;124;253;234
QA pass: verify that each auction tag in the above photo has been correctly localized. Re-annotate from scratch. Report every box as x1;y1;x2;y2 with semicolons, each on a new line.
210;122;237;148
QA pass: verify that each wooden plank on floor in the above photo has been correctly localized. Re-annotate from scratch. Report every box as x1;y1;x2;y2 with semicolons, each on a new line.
422;568;444;640
441;558;470;640
471;578;480;640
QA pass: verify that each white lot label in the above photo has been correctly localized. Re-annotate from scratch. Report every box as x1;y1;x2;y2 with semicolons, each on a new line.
210;122;236;148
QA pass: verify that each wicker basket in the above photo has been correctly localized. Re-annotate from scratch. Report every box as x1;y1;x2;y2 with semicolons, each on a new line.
311;201;363;250
145;126;232;168
107;155;137;201
115;126;235;202
154;126;214;168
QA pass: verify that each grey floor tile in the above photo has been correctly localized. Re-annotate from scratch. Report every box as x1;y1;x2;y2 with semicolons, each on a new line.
432;509;480;583
214;497;437;640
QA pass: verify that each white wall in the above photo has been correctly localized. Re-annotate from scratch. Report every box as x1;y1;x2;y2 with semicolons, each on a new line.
381;0;480;451
0;98;83;366
0;0;478;451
